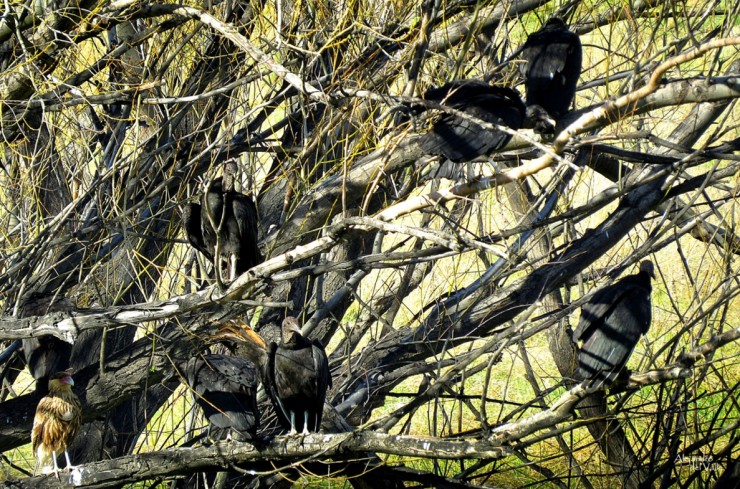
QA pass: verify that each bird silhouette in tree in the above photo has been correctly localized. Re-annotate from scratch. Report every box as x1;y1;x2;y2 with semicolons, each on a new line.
417;80;527;163
572;260;655;389
520;18;582;134
182;160;261;286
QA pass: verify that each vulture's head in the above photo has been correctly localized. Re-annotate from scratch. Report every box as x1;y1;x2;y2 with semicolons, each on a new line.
281;316;303;344
640;260;655;279
545;17;567;29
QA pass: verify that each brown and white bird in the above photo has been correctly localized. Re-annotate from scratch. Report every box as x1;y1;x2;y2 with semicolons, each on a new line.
31;370;81;476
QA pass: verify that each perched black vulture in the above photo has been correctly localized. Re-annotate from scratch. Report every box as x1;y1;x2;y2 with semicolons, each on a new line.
186;354;262;441
265;317;331;434
23;338;72;395
572;260;655;388
185;322;268;441
417;80;526;162
20;295;75;395
182;160;261;283
521;18;582;132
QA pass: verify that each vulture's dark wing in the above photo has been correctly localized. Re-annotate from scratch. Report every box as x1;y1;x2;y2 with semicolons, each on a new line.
186;354;260;439
572;283;629;342
231;194;262;272
418;80;526;162
311;339;331;431
422;79;498;105
612;284;652;344
182;203;212;261
264;342;291;428
572;279;651;342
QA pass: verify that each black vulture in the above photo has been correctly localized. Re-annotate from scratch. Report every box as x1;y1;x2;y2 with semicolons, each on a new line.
417;80;526;163
182;160;261;283
23;337;72;395
186;354;262;442
572;260;655;388
185;322;268;441
20;294;75;395
264;317;331;434
521;18;582;132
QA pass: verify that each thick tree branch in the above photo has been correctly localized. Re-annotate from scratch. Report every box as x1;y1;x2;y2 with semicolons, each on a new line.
6;432;510;488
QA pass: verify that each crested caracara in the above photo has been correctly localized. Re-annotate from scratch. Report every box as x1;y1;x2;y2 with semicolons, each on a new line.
32;370;81;476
